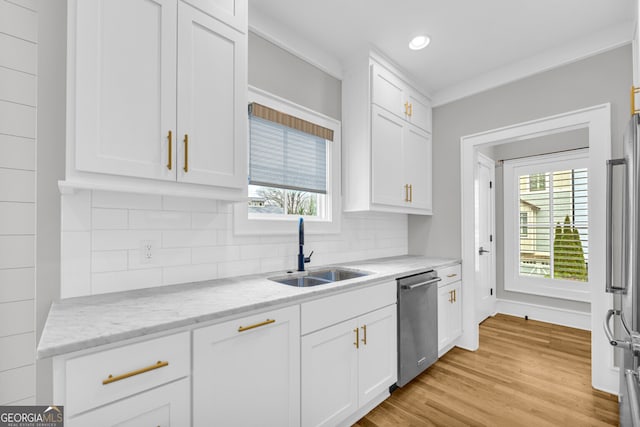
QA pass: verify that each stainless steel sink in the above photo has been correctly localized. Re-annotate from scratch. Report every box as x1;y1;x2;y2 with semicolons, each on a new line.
269;268;371;287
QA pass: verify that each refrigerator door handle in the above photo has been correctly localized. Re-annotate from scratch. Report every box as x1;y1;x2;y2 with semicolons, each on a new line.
604;309;631;349
606;158;627;293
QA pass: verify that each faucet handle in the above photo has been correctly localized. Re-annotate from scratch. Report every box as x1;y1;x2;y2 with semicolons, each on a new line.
304;251;314;263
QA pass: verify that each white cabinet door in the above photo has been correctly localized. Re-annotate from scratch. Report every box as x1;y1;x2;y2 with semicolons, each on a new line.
301;318;359;427
406;90;432;132
357;304;397;405
192;306;300;427
371;105;404;207
403;125;432;211
176;2;246;188
67;378;190;427
438;281;462;355
74;0;177;181
371;63;404;118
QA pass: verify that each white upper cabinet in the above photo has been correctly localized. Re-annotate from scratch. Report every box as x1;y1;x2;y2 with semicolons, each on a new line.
66;0;247;199
74;0;177;182
176;2;246;188
343;51;433;215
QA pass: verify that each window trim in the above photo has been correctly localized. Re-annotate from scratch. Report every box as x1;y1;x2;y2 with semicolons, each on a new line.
503;149;590;302
233;86;342;235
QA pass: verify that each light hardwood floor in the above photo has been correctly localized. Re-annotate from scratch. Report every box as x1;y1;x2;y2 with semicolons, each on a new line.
355;314;618;427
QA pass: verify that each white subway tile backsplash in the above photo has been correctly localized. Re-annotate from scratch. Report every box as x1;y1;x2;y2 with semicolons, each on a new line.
0;236;33;269
128;248;190;270
92;208;128;230
162;263;217;285
60;189;408;298
162;196;217;213
61;191;91;232
162;230;217;248
192;212;230;230
93;190;161;210
129;210;191;230
92;251;128;273
92;269;163;294
92;230;162;251
0;202;34;235
192;245;241;264
0;268;34;303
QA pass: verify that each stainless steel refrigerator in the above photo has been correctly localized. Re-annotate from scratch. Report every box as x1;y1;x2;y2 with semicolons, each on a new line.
605;113;640;426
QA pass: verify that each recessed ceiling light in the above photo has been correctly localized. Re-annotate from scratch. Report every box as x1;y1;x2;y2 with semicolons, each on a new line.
409;35;430;50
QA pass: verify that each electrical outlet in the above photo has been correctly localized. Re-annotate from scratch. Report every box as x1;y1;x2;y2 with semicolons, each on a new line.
140;240;155;264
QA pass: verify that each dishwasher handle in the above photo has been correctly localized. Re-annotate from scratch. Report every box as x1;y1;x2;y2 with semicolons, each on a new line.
401;277;442;290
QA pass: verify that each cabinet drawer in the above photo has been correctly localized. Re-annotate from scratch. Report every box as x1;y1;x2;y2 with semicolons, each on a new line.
67;378;190;427
64;332;189;416
437;264;461;287
301;281;396;335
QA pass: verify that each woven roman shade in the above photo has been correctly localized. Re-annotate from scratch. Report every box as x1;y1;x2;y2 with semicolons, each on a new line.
248;103;330;194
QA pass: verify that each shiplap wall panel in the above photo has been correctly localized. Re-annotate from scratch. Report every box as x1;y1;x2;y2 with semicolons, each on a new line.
0;33;36;74
0;300;33;337
0;134;35;170
0;202;35;234
0;332;34;372
0;67;36;105
0;169;35;202
0;0;36;405
0;1;37;42
0;100;36;138
0;365;34;405
0;268;34;303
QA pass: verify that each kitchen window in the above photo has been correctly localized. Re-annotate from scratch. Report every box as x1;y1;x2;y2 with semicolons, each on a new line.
234;87;341;235
503;150;590;301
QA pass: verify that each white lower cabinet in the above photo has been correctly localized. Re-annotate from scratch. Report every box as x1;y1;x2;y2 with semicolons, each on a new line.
438;280;462;356
192;305;300;427
67;378;189;427
301;303;397;427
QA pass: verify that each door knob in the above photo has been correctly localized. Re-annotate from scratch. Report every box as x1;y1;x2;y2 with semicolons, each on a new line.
479;246;490;255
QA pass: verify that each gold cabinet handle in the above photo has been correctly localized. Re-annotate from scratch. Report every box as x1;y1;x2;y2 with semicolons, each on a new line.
404;101;409;116
354;328;359;349
183;134;189;172
447;273;457;278
448;290;454;303
167;130;172;170
409;184;413;202
632;86;640;116
404;184;409;202
453;289;457;302
238;318;275;332
408;103;413;117
102;360;168;385
361;325;367;345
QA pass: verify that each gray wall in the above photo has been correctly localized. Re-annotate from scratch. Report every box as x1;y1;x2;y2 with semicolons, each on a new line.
408;45;632;311
36;1;66;404
248;32;341;120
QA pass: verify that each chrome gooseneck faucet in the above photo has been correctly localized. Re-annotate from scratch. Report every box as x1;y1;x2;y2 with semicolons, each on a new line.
298;217;313;271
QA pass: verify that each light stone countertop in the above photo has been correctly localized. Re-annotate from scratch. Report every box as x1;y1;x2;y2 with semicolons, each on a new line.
37;255;459;359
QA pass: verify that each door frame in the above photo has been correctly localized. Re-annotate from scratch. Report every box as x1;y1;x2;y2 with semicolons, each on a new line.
476;152;497;323
459;104;615;393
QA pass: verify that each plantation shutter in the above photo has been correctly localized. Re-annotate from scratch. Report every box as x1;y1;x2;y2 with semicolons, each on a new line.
248;103;330;194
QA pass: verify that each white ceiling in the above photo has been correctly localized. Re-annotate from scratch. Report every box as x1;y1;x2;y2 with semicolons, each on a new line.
249;0;634;103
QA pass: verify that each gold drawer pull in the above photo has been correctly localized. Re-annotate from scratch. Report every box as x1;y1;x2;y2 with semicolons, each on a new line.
447;273;457;278
354;328;359;349
102;360;169;385
238;319;275;332
183;134;189;172
632;86;640;116
361;324;367;345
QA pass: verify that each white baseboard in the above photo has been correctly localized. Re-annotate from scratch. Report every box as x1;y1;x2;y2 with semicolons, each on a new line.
496;299;591;330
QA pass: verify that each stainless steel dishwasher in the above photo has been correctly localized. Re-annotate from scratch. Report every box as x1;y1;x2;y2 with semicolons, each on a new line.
396;270;441;387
